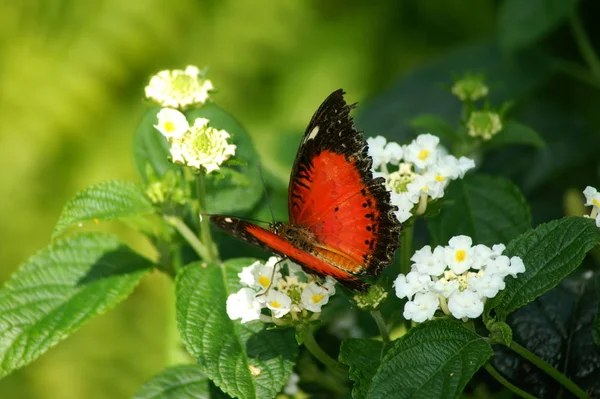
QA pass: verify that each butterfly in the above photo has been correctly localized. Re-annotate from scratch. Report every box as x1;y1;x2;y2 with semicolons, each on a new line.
211;89;402;291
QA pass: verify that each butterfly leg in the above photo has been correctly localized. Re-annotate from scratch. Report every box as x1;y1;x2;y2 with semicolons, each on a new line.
257;256;289;297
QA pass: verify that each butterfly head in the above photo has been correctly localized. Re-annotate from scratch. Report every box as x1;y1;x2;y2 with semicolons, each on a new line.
270;221;285;235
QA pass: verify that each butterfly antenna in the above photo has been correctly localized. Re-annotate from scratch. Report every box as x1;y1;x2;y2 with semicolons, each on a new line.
257;163;277;224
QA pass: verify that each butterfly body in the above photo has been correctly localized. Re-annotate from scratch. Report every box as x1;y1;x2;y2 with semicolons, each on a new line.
211;90;402;291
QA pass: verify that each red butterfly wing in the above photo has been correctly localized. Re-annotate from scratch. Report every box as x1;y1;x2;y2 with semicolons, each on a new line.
210;216;368;290
211;90;401;291
288;89;401;276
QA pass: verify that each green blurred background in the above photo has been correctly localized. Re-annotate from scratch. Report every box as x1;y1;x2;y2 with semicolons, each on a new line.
1;1;598;398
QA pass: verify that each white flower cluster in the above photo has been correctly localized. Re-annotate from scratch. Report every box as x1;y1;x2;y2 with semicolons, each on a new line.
467;111;503;140
451;73;489;102
283;373;300;396
145;65;213;109
367;134;475;222
583;186;600;227
226;257;336;324
144;66;235;173
154;108;236;173
393;236;525;322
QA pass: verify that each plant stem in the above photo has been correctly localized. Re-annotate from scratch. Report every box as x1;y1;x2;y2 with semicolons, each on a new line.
196;173;219;263
302;325;348;377
164;216;210;261
509;341;587;399
370;310;390;345
484;364;539;399
400;224;414;276
550;57;600;90
570;11;600;78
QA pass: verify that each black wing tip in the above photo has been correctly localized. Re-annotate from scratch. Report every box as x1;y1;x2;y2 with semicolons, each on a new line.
305;89;402;276
365;181;403;275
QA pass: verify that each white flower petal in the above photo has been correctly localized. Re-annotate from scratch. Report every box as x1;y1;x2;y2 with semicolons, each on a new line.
583;186;600;209
154;108;189;140
411;245;446;276
507;256;526;277
324;276;337;296
169;118;236;172
486;255;511;278
265;290;292;318
393;271;431;299
403;292;439;322
469;273;505;298
404;134;440;169
301;282;330;312
457;156;476;177
226;288;262;323
283;373;300;396
238;261;262;287
367;136;389;170
447;289;484;319
471;244;492;270
145;66;214;108
431;278;459;298
491;244;506;258
445;235;474;274
390;191;415;222
384;142;404;165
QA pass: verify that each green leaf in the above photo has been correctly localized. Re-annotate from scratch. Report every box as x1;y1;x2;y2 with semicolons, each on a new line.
339;339;385;399
52;180;155;239
595;275;600;348
356;42;555;143
133;365;210;399
426;174;531;246
367;320;493;399
486;121;545;150
499;0;578;51
186;104;263;214
0;233;152;378
408;114;457;141
488;217;600;319
176;259;297;399
491;272;600;396
134;106;180;183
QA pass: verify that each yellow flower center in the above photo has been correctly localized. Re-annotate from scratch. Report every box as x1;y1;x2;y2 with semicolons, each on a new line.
417;149;430;161
455;249;466;263
593;199;600;207
270;301;281;308
258;276;270;288
457;275;469;291
436;174;445;182
164;121;175;132
311;294;324;303
385;170;415;193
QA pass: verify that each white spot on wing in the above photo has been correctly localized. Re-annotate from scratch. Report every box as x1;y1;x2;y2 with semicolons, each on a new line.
224;217;233;223
304;126;319;142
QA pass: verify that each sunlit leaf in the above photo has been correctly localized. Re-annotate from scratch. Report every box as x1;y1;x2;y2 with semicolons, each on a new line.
134;106;180;183
176;259;297;399
53;180;154;238
0;233;152;378
186;104;263;215
134;365;210;399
